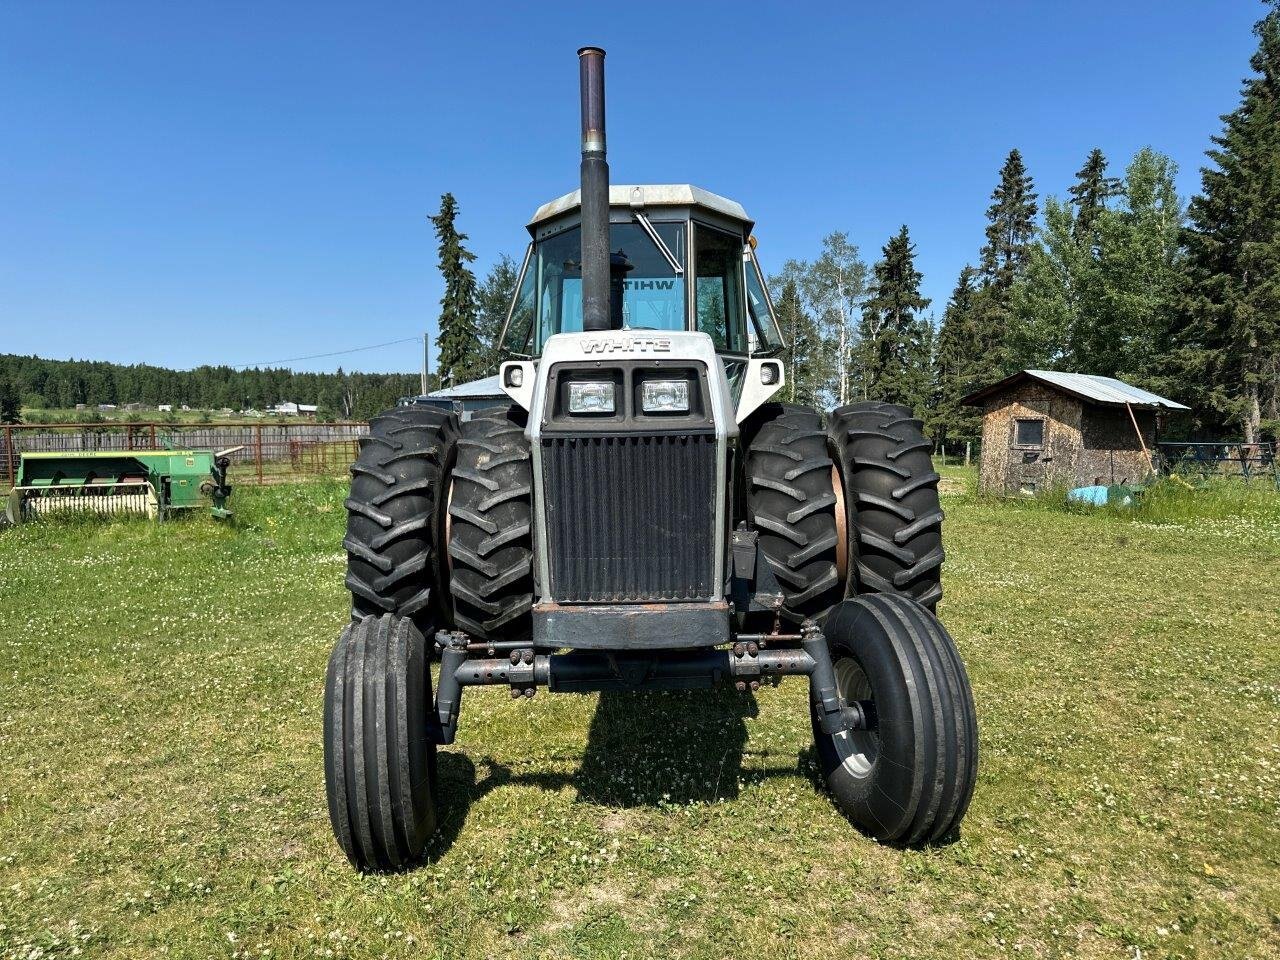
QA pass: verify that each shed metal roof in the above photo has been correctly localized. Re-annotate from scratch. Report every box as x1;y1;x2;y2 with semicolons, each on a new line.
962;370;1190;410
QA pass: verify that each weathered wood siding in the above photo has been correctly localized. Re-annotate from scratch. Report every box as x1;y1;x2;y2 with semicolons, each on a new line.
978;383;1082;493
1078;407;1156;487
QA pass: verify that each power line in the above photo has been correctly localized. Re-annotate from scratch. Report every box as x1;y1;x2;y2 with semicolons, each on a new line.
231;336;422;370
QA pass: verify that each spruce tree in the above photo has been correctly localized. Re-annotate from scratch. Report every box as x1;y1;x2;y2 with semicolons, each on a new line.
773;276;826;409
475;254;520;376
979;149;1039;293
858;226;932;411
967;149;1040;386
1182;2;1280;442
1068;148;1122;242
0;377;21;424
933;266;984;445
430;193;482;387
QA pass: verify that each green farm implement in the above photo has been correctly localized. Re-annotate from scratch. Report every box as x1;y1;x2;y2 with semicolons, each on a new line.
4;449;236;524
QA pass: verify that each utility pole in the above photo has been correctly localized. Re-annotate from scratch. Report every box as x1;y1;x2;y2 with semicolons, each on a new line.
427;332;437;396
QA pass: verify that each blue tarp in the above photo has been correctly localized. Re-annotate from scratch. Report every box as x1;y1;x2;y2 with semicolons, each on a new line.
1068;485;1137;507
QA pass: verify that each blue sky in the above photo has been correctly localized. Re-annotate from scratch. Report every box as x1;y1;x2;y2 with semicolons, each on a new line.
0;1;1263;374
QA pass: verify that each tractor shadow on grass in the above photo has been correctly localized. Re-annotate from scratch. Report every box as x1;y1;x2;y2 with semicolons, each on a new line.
573;686;756;807
428;686;783;859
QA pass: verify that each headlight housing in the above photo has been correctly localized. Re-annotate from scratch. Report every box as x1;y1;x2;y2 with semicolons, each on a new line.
641;379;690;414
567;381;615;414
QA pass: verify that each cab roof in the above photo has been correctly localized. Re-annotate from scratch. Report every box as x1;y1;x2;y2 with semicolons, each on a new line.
527;184;752;235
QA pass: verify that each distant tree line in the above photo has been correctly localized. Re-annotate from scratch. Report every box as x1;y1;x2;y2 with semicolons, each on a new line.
0;192;520;426
776;3;1280;445
0;354;424;423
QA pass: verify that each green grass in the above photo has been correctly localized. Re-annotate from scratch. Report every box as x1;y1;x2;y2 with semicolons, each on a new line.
1;480;1278;959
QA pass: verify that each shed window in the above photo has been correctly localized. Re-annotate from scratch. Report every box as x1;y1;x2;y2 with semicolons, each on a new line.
1014;418;1045;447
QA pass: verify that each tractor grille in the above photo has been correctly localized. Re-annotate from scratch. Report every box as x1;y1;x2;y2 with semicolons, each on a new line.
541;433;717;602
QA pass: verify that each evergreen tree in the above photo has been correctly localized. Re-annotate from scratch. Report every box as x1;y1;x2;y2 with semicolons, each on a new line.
1006;197;1080;372
979;149;1039;293
430;193;482;387
475;254;521;377
1068;148;1122;242
1182;2;1280;442
0;377;21;423
967;150;1040;386
933;266;985;445
857;226;933;411
772;276;827;409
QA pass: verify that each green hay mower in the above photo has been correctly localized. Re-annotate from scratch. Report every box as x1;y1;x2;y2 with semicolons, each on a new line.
4;449;236;525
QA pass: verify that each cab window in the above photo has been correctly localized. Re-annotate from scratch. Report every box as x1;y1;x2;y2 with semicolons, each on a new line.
503;221;687;355
744;249;785;354
694;223;747;353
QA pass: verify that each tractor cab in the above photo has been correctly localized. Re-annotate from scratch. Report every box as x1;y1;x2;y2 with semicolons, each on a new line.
499;184;785;368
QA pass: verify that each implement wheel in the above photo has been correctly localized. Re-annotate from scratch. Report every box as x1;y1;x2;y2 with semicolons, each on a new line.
829;401;944;609
812;595;977;846
344;406;458;635
324;614;438;872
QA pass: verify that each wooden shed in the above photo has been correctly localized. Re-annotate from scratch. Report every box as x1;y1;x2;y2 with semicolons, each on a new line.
962;370;1189;495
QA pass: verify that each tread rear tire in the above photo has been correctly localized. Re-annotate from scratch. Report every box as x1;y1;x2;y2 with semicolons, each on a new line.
344;407;458;634
829;401;944;610
745;404;843;623
446;406;534;642
324;614;438;872
812;594;978;846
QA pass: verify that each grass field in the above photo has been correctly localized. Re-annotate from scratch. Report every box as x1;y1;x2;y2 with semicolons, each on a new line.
1;473;1277;959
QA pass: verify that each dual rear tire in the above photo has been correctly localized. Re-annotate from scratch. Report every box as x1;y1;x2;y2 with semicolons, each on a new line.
331;405;532;871
745;400;945;617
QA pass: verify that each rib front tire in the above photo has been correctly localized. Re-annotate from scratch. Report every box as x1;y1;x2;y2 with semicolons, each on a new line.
324;614;438;872
812;594;978;846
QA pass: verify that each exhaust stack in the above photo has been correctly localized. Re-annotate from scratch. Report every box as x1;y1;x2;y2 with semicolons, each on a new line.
578;46;611;332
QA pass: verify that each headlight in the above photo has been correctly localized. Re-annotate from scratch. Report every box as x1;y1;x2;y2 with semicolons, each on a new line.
641;379;690;414
568;381;615;414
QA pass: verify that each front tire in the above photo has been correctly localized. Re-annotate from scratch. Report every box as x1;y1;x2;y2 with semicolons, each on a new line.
812;594;977;846
324;614;438;872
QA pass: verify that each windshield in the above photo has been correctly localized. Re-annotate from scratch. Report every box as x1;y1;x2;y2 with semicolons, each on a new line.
503;221;686;355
